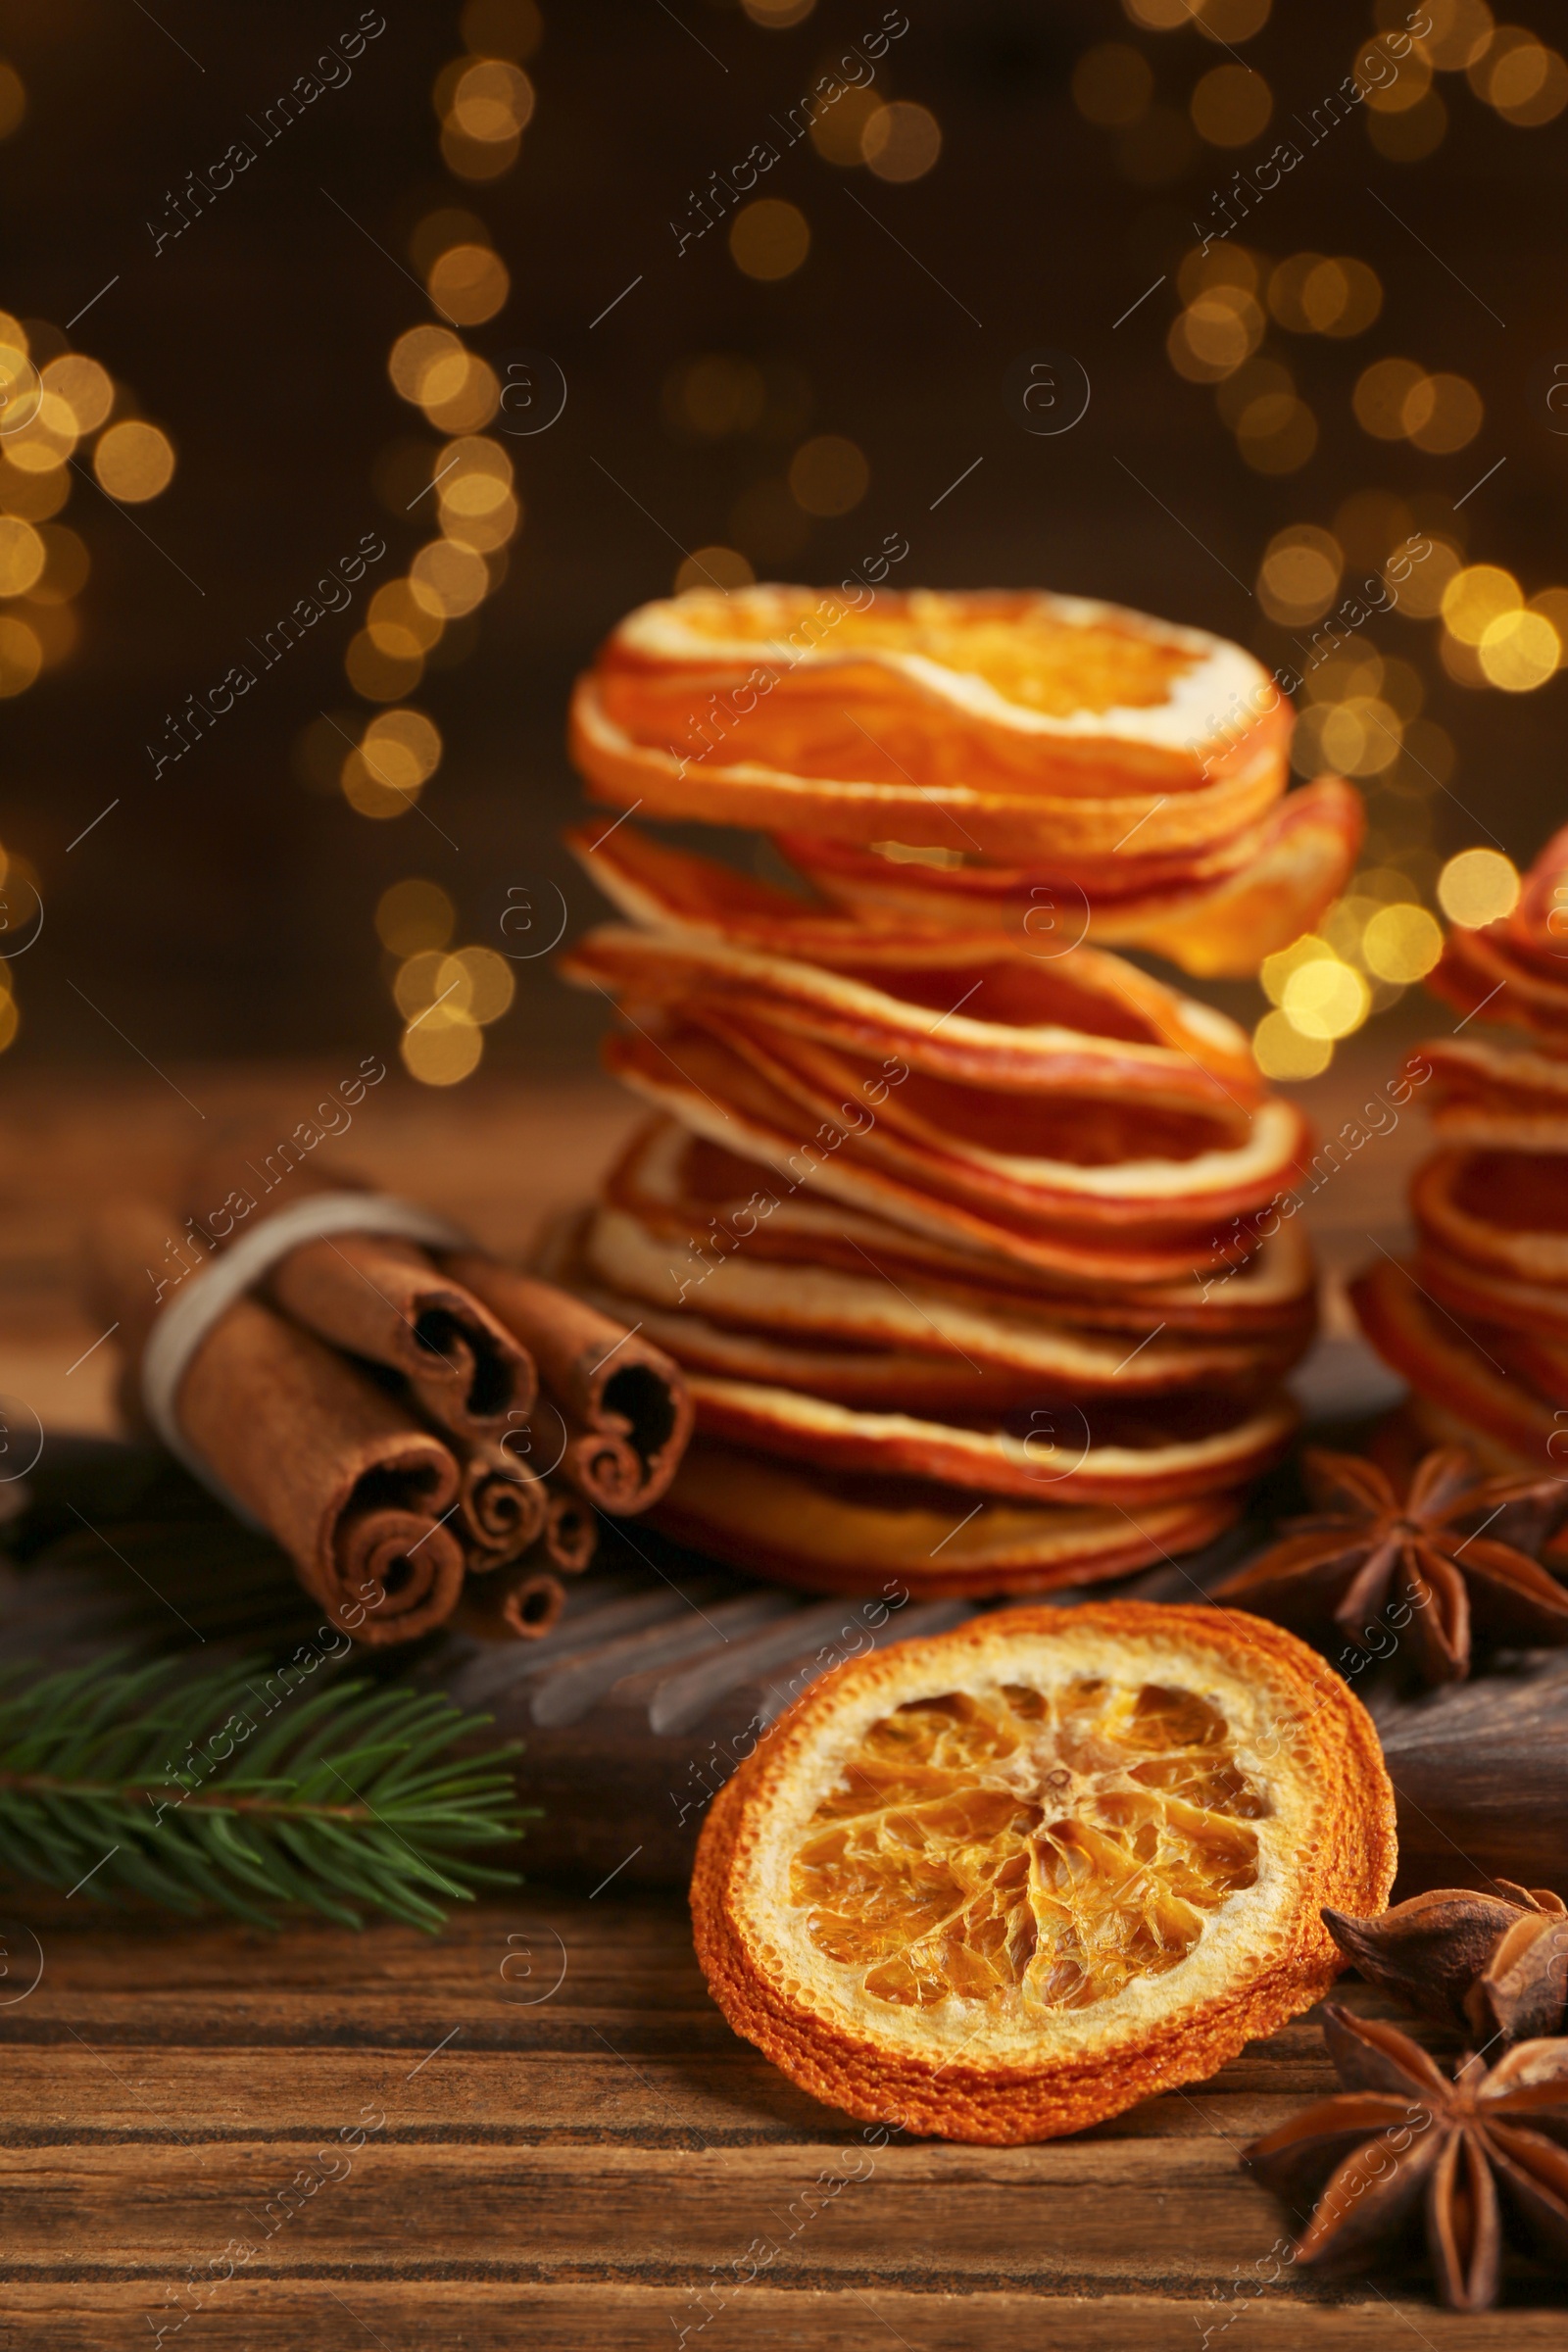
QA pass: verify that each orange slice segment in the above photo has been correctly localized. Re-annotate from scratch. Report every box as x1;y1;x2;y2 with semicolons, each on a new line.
692;1602;1396;2140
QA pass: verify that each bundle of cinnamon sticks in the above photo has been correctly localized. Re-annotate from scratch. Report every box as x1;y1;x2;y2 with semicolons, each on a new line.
86;1148;693;1646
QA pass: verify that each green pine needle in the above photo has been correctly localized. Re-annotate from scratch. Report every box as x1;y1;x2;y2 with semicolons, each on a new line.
0;1651;534;1932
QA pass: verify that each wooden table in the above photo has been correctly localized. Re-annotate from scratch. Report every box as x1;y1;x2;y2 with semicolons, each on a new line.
3;1054;1556;2345
4;1891;1562;2349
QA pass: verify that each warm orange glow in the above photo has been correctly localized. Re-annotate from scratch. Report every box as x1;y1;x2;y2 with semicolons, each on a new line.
93;419;174;500
410;535;489;617
41;354;113;434
787;436;868;516
0;613;41;696
861;102;942;181
427;242;511;324
0;514;45;597
730;199;810;280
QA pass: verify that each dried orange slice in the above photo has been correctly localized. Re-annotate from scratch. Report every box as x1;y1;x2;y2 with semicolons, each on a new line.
1421;1038;1568;1150
566;1200;1307;1398
655;1442;1241;1595
602;1120;1318;1339
691;1601;1396;2141
571;586;1291;860
600;1020;1304;1286
1351;1256;1556;1473
1413;1148;1568;1287
777;777;1364;981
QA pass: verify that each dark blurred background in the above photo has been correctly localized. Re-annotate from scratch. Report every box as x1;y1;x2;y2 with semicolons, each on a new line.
1;0;1564;1083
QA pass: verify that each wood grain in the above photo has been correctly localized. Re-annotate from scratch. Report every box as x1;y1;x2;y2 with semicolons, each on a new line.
0;1894;1561;2348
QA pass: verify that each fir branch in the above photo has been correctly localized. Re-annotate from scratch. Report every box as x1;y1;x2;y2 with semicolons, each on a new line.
0;1652;533;1931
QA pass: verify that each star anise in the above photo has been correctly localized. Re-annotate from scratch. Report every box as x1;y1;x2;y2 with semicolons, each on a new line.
1245;2004;1568;2311
1213;1446;1568;1684
1324;1884;1568;2047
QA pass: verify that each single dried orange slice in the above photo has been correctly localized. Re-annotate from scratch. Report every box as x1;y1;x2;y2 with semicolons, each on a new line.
692;1602;1396;2142
571;585;1292;860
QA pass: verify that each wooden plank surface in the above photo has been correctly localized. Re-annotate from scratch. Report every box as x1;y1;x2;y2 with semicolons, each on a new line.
1;1054;1556;2346
0;1892;1562;2347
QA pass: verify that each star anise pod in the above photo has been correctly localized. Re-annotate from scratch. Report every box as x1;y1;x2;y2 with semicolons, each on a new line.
1213;1446;1568;1684
1324;1884;1568;2046
1245;2005;1568;2310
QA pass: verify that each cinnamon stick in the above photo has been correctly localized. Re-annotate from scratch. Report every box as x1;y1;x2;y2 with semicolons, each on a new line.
448;1254;693;1511
456;1559;566;1642
86;1202;466;1645
181;1152;537;1446
543;1482;598;1573
457;1442;549;1566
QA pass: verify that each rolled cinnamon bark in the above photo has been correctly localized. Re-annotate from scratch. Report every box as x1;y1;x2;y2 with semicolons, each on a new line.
543;1482;598;1573
449;1254;693;1511
456;1560;566;1642
86;1202;466;1645
181;1152;537;1445
458;1441;550;1566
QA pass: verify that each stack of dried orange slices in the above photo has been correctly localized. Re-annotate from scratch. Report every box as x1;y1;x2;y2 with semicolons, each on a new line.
1354;823;1568;1475
691;1603;1396;2142
558;586;1347;1598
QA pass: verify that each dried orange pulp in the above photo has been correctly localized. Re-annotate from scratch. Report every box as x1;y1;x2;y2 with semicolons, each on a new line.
692;1603;1396;2142
795;1678;1267;2010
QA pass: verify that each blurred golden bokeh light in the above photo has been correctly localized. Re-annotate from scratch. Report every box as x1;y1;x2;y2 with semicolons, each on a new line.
376;878;456;957
25;521;88;604
1442;563;1521;644
1190;64;1272;146
436;945;514;1026
1193;0;1271;35
448;58;535;142
92;419;174;502
1439;847;1521;927
1257;526;1343;623
1352;357;1426;439
730;199;809;280
363;708;443;791
389;324;464;402
663;354;766;438
1362;902;1444;982
1253;1008;1332;1080
1478;608;1559;691
41;354;113;435
1402;371;1483;453
427;241;511;324
1167;286;1264;380
1298;258;1383;337
788;434;868;516
1473;29;1568;122
368;579;444;661
345;629;423;704
675;545;755;594
1073;44;1153;125
1417;0;1498;73
0;514;45;597
862;102;942;181
808;86;882;165
742;0;815;23
0;613;42;696
411;535;489;617
1236;392;1316;473
402;1010;483;1086
1282;954;1371;1041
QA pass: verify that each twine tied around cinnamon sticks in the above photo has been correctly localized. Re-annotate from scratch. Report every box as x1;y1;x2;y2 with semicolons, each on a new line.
86;1154;694;1648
